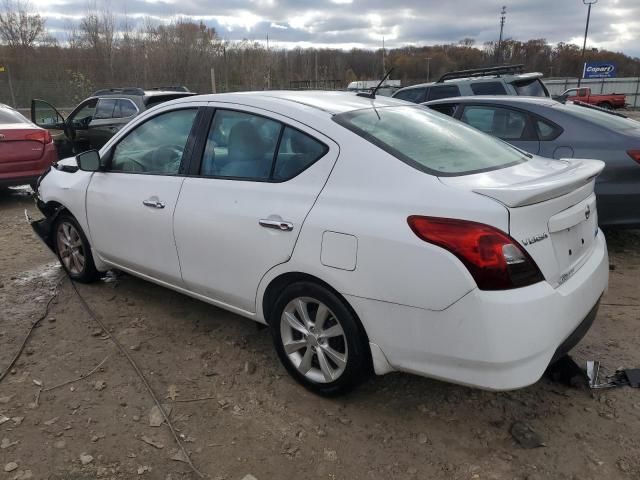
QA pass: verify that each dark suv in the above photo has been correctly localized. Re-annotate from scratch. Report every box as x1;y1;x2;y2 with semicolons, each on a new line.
31;87;197;157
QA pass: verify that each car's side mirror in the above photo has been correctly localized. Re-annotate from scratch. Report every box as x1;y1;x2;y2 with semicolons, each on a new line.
76;150;102;172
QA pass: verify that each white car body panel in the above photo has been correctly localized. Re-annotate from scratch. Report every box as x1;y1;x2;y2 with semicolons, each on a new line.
86;173;185;284
35;91;609;391
174;102;340;312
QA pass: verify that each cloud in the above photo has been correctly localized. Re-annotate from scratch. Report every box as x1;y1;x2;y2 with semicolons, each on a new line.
29;0;640;57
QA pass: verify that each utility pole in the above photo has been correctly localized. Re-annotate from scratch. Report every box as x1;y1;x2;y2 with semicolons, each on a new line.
314;51;318;87
223;44;229;92
578;0;598;87
210;67;216;94
266;33;271;90
425;57;431;82
0;65;17;108
382;36;386;76
496;6;507;64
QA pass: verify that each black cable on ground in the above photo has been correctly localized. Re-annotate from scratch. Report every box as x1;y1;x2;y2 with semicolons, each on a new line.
0;277;62;384
67;278;205;478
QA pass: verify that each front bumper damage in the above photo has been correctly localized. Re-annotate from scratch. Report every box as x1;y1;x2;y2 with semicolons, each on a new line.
25;197;60;254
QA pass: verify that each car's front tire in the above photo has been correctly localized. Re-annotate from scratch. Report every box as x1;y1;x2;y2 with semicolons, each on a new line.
54;213;100;283
270;281;371;396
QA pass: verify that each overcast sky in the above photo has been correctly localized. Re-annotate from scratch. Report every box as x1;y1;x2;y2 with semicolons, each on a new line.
33;0;640;57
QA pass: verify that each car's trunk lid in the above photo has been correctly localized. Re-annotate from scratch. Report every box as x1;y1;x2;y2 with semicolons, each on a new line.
0;124;46;163
440;157;604;287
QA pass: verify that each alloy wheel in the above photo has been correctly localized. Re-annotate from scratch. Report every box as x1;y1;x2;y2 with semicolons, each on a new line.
280;297;348;383
56;221;86;275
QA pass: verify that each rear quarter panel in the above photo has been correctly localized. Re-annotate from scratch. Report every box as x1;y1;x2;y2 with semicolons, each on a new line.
259;127;510;316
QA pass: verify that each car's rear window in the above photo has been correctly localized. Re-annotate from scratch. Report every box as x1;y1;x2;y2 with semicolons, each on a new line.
557;103;640;131
470;82;507;95
144;94;193;109
0;108;28;124
513;78;549;97
393;88;426;103
333;106;526;176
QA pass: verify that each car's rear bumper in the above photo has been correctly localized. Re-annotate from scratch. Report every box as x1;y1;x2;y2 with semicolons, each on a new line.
0;175;40;187
0;145;57;187
346;230;609;390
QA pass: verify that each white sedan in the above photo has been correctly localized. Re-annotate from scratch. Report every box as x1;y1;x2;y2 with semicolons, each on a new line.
31;91;609;395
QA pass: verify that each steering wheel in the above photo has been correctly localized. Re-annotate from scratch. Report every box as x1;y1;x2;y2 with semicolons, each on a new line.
114;156;146;172
151;144;184;172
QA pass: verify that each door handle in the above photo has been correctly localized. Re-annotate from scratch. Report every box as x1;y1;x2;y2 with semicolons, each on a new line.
143;198;165;209
259;218;294;231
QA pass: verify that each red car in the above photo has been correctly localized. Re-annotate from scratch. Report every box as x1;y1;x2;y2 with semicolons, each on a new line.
0;103;58;189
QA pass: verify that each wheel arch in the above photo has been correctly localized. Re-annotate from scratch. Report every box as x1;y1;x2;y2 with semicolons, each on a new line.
261;270;377;377
262;271;371;340
37;199;109;273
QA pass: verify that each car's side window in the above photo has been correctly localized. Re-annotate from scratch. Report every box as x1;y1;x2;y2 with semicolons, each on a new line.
461;106;528;140
110;108;197;174
113;99;138;119
200;110;281;180
394;88;426;103
68;99;98;129
427;85;461;101
428;103;457;117
273;127;328;181
94;99;116;120
535;119;562;141
470;82;507;95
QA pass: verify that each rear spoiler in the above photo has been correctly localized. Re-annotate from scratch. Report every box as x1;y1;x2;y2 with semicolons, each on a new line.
472;159;605;207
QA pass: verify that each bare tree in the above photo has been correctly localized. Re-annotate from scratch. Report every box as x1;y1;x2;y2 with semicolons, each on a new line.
0;0;44;48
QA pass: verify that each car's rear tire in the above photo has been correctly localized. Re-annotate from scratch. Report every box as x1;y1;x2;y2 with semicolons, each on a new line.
54;213;100;283
269;281;371;396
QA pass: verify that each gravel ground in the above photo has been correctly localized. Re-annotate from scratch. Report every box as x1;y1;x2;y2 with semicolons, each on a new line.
1;186;640;480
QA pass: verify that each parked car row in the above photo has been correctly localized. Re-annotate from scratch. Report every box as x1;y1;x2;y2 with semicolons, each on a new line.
31;86;197;157
7;63;635;396
1;87;196;190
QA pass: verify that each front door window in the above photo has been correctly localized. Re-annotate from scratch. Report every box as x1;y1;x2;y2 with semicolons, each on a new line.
110;108;197;174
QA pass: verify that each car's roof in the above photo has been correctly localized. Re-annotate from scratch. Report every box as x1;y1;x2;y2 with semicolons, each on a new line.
173;90;408;115
90;88;197;98
143;90;198;97
395;72;543;93
424;95;559;107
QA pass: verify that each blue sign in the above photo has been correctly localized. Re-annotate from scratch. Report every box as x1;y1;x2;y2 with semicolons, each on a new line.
583;62;617;79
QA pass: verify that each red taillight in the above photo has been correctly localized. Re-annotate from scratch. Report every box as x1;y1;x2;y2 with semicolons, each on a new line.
407;216;544;290
627;150;640;164
25;130;52;144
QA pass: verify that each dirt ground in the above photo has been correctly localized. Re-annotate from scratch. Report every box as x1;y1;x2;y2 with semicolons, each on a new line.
1;186;640;480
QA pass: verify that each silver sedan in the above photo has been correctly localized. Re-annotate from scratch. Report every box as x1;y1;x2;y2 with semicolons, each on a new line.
424;96;640;228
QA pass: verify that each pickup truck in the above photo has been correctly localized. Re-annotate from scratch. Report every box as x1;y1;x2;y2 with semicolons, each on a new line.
553;87;626;110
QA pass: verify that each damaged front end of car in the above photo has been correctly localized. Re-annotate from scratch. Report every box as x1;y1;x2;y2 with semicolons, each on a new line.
25;166;62;254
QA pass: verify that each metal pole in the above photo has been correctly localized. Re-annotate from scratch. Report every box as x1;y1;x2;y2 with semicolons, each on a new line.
314;51;318;87
426;57;431;82
496;6;506;63
6;66;16;108
634;75;639;108
578;2;595;88
210;67;216;94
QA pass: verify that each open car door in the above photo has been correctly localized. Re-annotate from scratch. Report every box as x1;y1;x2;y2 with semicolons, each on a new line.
31;99;74;158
